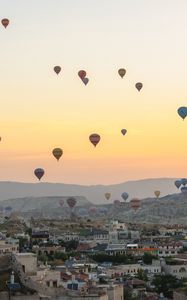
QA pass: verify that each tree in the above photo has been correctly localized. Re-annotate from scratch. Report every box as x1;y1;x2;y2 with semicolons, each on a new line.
136;269;148;282
152;274;184;298
142;253;154;265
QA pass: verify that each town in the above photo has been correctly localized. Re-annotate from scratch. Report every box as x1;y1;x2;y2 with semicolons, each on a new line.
0;211;187;299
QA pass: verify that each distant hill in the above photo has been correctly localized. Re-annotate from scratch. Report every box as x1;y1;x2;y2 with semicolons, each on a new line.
1;192;187;225
115;193;187;225
0;196;91;212
0;178;180;204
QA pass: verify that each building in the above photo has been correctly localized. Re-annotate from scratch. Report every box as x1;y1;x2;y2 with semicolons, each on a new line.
0;240;19;254
158;242;183;257
13;253;37;276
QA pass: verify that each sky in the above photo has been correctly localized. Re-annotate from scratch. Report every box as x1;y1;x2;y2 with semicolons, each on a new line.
0;0;187;184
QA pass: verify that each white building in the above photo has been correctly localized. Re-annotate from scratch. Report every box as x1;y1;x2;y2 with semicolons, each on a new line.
158;242;183;257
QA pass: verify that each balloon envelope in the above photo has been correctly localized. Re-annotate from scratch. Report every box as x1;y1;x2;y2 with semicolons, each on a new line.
105;193;111;200
121;192;129;201
178;107;187;120
52;148;63;161
83;77;89;85
135;82;143;91
78;70;86;80
34;168;44;181
175;180;182;189
114;200;121;206
1;18;9;28
89;134;101;147
121;129;127;136
118;68;126;78
54;66;61;75
181;178;187;186
5;206;12;212
89;207;97;214
67;197;77;209
181;187;187;194
154;190;160;198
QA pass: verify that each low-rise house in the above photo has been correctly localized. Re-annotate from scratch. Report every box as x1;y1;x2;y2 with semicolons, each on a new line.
33;245;66;256
13;253;37;276
106;264;141;277
31;231;49;244
158;242;183;257
105;243;126;255
0;240;19;254
58;233;80;242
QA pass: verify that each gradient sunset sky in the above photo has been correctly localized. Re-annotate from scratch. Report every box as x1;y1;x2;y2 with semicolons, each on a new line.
0;0;187;184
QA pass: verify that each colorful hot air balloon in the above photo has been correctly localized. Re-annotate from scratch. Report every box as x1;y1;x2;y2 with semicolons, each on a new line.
121;129;127;136
89;206;97;214
59;199;64;207
118;68;126;78
181;178;187;186
130;198;141;211
181;187;187;194
67;197;77;209
178;107;187;120
89;134;101;147
105;193;111;200
1;19;9;28
34;168;44;181
154;190;161;199
82;78;89;85
54;66;61;75
135;82;143;91
78;70;86;80
175;180;182;189
121;192;129;201
52;148;63;161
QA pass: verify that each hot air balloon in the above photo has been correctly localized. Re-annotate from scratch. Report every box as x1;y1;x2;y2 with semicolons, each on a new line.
67;197;77;209
130;198;141;211
181;187;187;194
78;70;86;80
1;19;9;28
59;199;64;207
105;193;111;200
89;134;101;147
89;207;97;214
135;82;143;91
34;168;44;181
121;129;127;136
121;192;129;201
181;178;187;186
114;199;121;206
78;208;88;216
99;207;108;214
154;190;160;199
118;68;126;78
178;107;187;120
82;78;89;85
175;180;182;189
54;66;61;75
52;148;63;161
5;206;12;213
